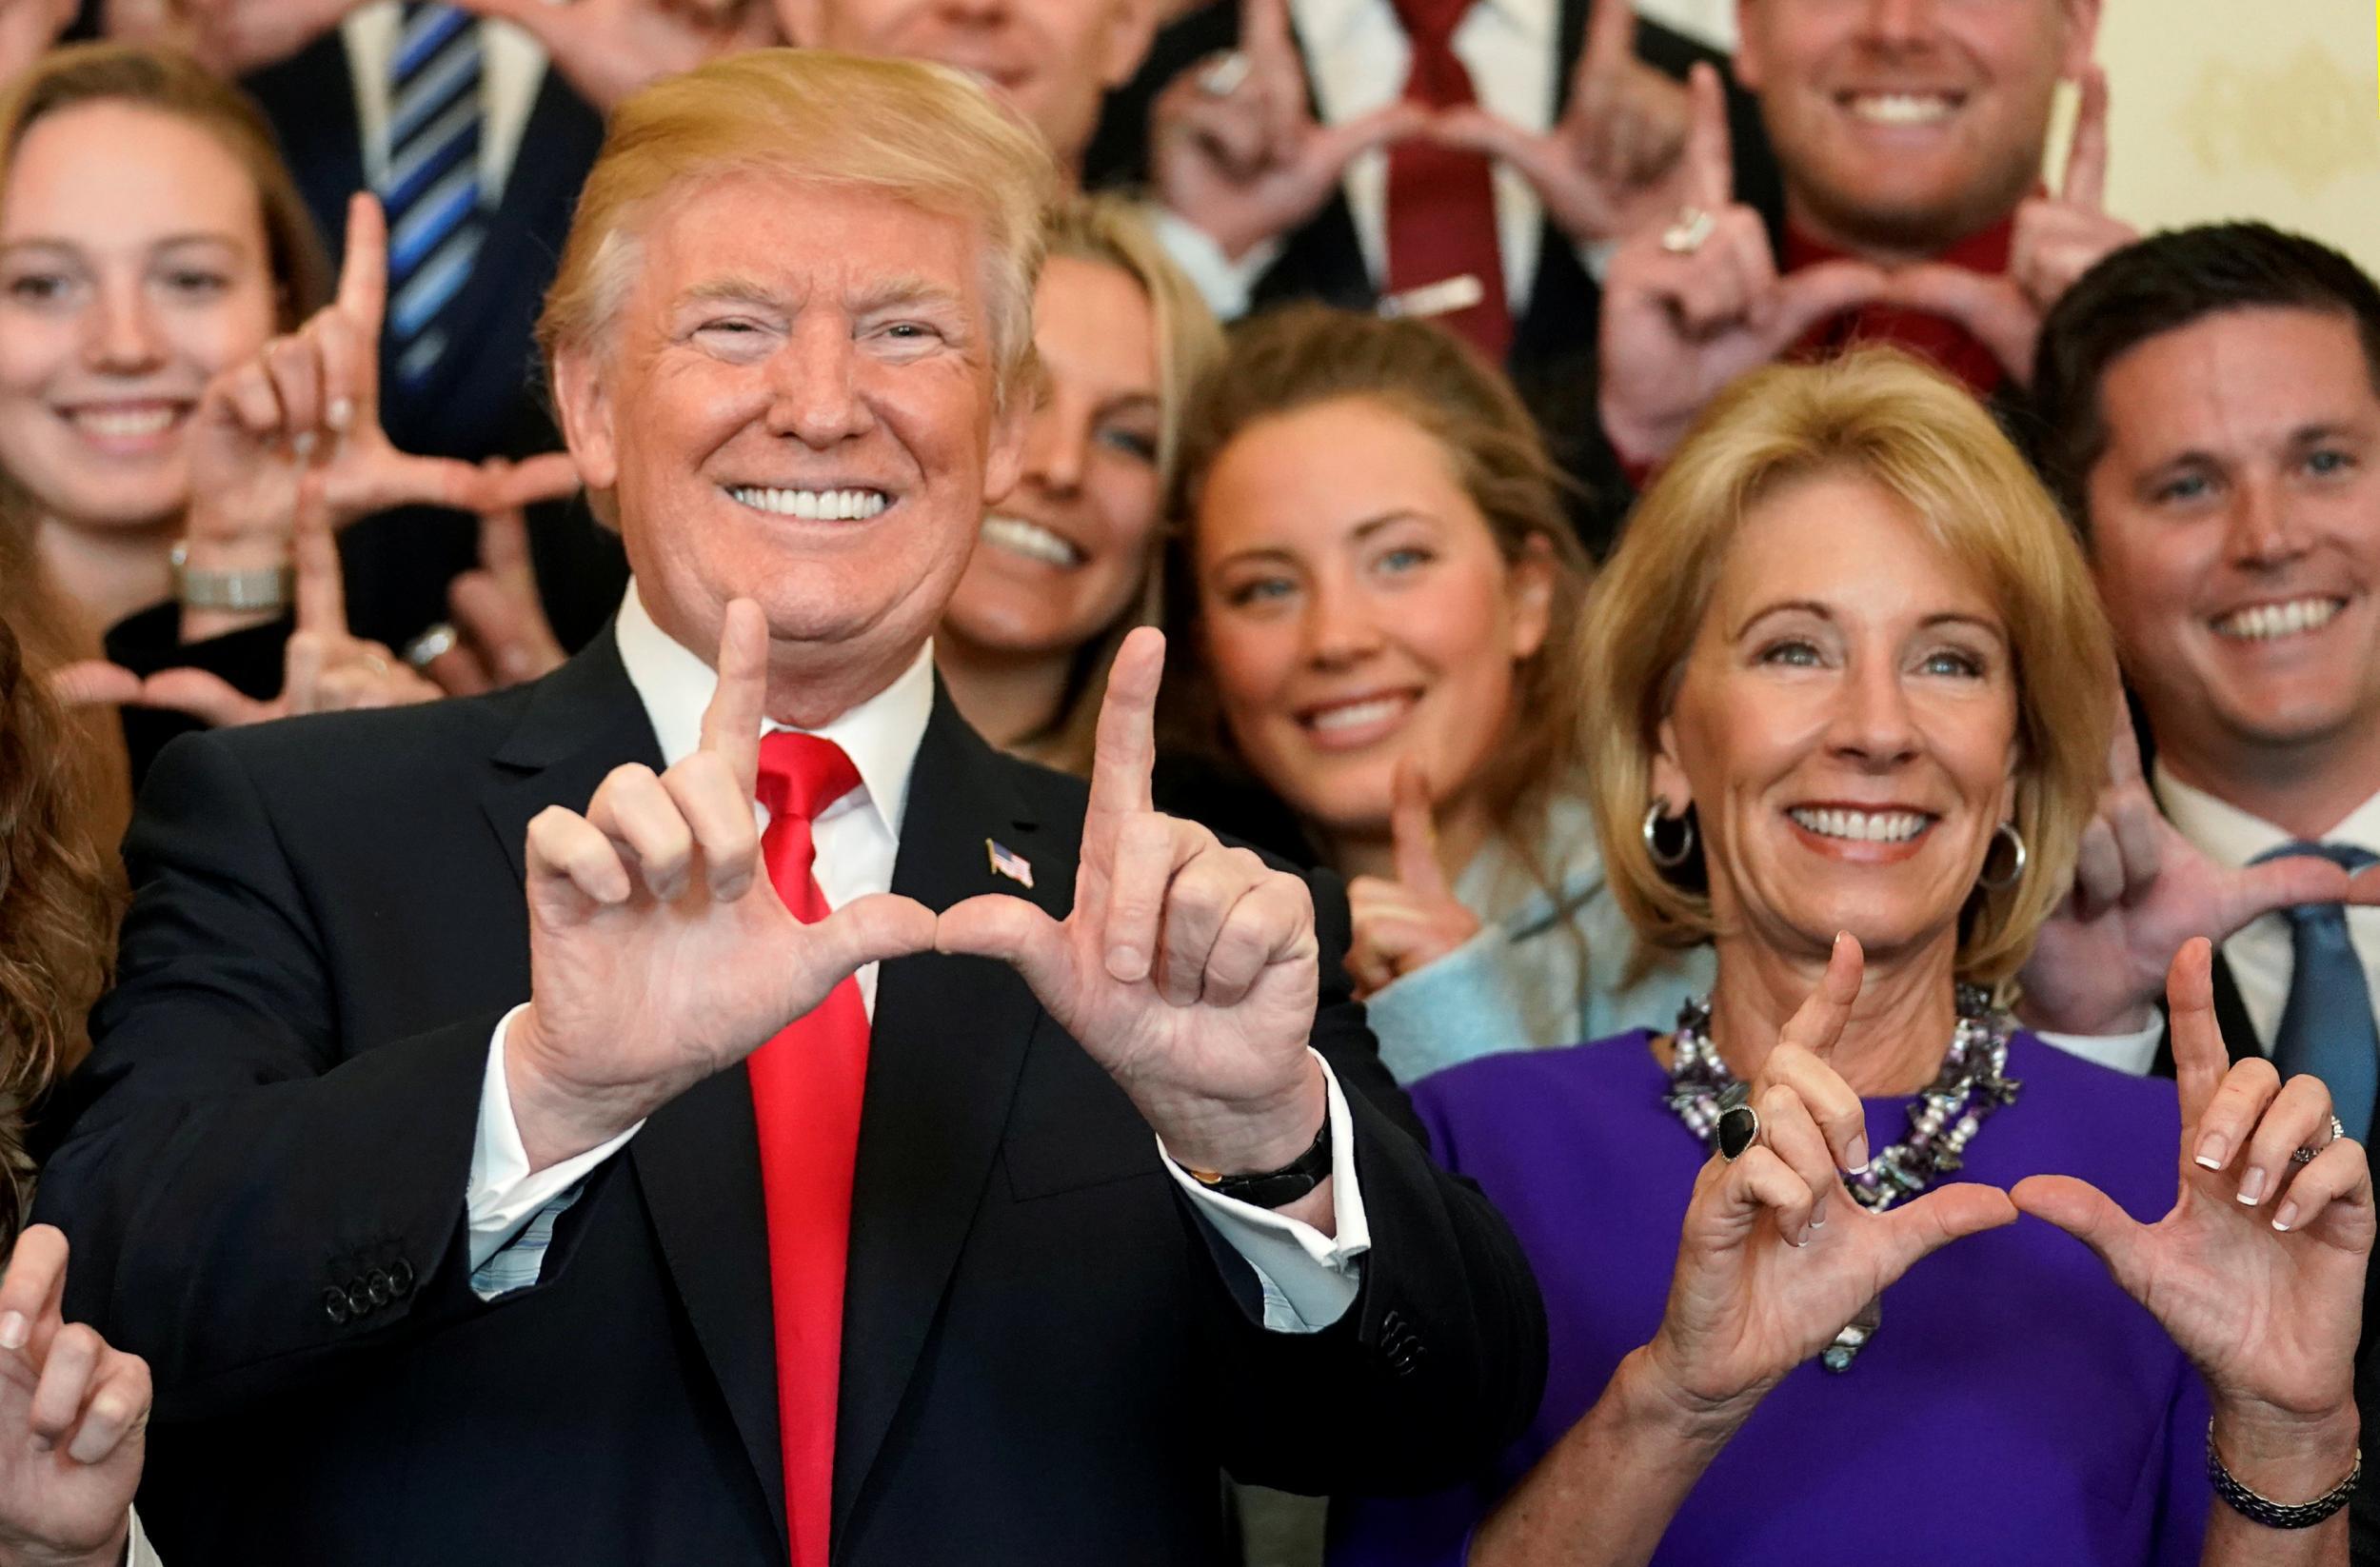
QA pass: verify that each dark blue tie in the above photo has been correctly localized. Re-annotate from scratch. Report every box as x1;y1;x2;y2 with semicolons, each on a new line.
381;2;486;390
2252;841;2379;1141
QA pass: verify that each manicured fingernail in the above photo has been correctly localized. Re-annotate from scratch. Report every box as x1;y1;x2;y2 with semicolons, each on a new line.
291;430;316;458
1810;1194;1829;1229
2237;1166;2269;1205
1845;1135;1869;1174
0;1313;27;1351
1791;1226;1813;1248
2194;1133;2228;1170
2272;1200;2300;1233
1106;945;1146;982
327;398;354;431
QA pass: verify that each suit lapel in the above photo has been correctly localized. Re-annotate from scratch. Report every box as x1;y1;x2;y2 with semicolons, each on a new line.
832;694;1071;1545
479;631;791;1542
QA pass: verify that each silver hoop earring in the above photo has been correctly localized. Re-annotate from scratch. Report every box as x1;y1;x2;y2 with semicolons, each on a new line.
1643;801;1696;869
1978;821;2028;891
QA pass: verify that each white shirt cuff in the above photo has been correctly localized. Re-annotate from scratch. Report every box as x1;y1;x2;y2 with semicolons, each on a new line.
126;1507;160;1567
1158;1051;1370;1334
1145;203;1284;323
466;1004;645;1272
2036;1012;2168;1077
1573;233;1621;283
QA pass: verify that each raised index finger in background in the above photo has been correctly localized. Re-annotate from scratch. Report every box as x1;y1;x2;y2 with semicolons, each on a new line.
339;191;388;331
1577;0;1638;94
2061;65;2110;211
1389;758;1450;899
699;598;768;792
1087;625;1163;826
0;1223;66;1359
1682;61;1733;212
290;473;347;637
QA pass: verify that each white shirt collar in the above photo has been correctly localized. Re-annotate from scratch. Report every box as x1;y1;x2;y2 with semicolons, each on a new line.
2152;762;2380;867
1294;0;1556;53
611;581;934;838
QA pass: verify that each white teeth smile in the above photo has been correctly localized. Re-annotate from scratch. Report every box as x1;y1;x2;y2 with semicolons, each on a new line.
1789;807;1931;843
1848;92;1955;126
2212;597;2345;642
981;514;1082;568
1307;696;1409;734
69;406;178;438
727;486;888;521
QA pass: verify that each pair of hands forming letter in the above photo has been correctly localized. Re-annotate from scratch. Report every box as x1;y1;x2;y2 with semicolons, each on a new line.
1647;934;2370;1476
507;609;1331;1217
1598;66;2135;468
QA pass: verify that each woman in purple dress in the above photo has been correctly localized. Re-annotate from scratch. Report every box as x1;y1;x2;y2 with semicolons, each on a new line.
1329;350;2373;1566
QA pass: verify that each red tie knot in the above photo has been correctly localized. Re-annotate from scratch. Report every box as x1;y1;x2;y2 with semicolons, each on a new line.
1390;0;1474;55
755;731;861;824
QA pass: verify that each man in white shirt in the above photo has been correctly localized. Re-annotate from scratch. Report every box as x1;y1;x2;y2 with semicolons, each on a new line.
32;48;1545;1567
2030;220;2380;1555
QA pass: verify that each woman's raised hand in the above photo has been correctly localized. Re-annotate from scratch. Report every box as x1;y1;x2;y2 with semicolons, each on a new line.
1344;761;1482;999
2014;940;2370;1462
1641;936;2017;1423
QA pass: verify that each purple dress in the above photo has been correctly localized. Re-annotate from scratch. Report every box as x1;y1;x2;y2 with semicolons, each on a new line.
1330;1031;2211;1566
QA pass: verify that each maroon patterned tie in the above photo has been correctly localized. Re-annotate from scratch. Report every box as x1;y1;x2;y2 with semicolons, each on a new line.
1383;0;1513;361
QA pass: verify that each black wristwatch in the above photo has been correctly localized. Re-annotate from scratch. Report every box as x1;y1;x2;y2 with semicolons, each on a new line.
1178;1116;1334;1209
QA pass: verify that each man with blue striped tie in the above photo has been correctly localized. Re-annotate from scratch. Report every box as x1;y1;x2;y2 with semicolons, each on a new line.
2030;221;2380;1560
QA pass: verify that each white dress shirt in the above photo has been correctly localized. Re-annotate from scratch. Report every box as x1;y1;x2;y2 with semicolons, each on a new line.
2157;765;2380;1055
465;584;1370;1329
1155;0;1595;321
341;3;548;201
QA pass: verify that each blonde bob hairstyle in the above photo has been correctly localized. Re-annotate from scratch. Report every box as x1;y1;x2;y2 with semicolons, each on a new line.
537;48;1058;406
1582;348;2114;986
1014;194;1223;775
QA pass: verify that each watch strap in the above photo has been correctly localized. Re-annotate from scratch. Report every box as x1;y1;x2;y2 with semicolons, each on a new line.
1179;1115;1333;1210
170;544;293;613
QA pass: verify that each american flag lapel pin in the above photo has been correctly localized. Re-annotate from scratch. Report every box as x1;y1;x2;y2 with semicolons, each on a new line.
985;839;1035;889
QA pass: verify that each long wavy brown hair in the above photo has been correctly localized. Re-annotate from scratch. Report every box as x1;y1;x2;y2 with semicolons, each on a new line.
0;590;122;1243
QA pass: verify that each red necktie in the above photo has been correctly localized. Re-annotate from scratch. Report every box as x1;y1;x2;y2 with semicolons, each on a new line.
748;731;867;1567
1384;0;1513;362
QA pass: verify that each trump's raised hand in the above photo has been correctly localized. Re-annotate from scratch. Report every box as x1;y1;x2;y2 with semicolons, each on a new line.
506;600;938;1172
937;628;1330;1209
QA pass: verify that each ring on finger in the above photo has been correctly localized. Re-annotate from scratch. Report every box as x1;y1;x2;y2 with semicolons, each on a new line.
1716;1081;1760;1161
1660;205;1716;255
1198;50;1251;99
403;623;458;670
2293;1114;2350;1164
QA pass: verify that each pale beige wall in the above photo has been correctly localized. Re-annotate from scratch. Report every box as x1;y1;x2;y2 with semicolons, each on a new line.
2092;0;2380;272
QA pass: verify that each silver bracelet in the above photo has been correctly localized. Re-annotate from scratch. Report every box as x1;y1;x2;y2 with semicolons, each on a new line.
2206;1418;2361;1529
170;543;292;613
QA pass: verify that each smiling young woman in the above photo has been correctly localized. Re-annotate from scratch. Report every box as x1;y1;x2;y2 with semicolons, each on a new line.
1161;304;1710;1081
935;195;1220;774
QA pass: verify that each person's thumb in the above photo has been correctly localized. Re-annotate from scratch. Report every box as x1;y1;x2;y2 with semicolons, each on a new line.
935;893;1075;1005
45;661;144;709
2010;1173;2148;1293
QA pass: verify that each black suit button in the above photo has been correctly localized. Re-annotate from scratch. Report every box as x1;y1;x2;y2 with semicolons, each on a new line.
387;1259;415;1296
347;1280;375;1317
366;1269;393;1306
323;1287;352;1325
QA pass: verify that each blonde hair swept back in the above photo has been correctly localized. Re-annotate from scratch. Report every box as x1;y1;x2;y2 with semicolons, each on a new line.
1582;348;2115;986
537;48;1059;405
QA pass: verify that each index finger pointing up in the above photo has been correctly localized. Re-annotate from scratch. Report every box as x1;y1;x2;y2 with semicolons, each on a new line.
290;473;347;637
1776;930;1862;1064
1087;625;1162;828
1389;758;1451;900
339;192;389;332
1683;61;1733;213
2061;65;2110;210
700;599;769;793
1578;0;1637;91
2167;938;2230;1128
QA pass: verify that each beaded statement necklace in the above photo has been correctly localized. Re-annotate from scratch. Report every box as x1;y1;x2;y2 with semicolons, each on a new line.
1662;985;2023;1371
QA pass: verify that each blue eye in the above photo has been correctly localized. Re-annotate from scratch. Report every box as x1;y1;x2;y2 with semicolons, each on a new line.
1378;546;1431;574
2306;448;2353;477
1920;648;1984;678
1224;576;1294;608
1757;639;1821;667
1097;426;1158;465
2155;473;2212;505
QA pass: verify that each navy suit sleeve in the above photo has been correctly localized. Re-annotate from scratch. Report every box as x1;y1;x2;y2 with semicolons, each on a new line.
34;730;505;1419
